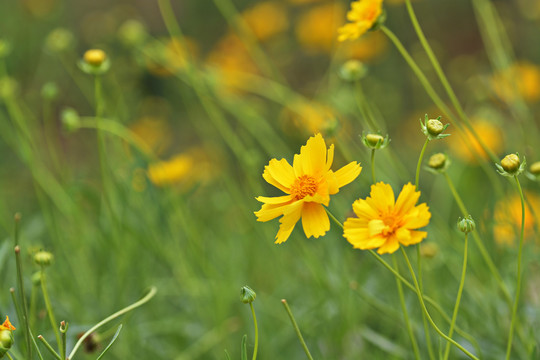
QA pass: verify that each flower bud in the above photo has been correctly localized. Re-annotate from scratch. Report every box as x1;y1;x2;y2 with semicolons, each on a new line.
34;251;54;266
84;49;106;67
118;20;147;47
426;119;444;136
240;286;256;304
457;216;475;234
45;28;74;54
0;316;15;356
339;60;367;82
500;154;520;173
420;243;439;258
31;272;41;286
366;134;384;147
530;161;540;175
61;107;81;132
41;82;59;100
428;153;447;170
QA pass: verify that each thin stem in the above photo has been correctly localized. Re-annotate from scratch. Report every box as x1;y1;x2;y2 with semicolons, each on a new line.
67;287;157;359
249;303;258;360
443;172;512;305
37;335;62;360
60;321;68;360
40;269;62;351
392;255;421;360
404;0;498;163
13;214;32;360
505;176;526;359
281;299;314;360
415;139;429;190
355;81;379;131
370;149;376;184
443;233;469;360
400;247;479;360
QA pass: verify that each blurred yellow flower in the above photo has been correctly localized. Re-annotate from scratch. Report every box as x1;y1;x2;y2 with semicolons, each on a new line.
148;154;193;187
448;118;504;163
287;0;324;4
241;1;288;41
344;182;431;254
144;37;197;77
282;101;338;134
255;134;362;244
295;3;345;53
129;116;172;156
338;31;388;61
492;62;540;103
494;192;540;246
206;34;258;92
0;316;15;331
338;0;383;42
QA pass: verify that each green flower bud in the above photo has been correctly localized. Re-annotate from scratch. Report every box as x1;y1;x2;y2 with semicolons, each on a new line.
457;216;475;234
0;329;14;354
366;134;384;146
428;153;447;170
420;243;439;258
427;119;444;136
45;28;74;54
339;60;367;82
530;161;540;175
61;107;81;132
362;132;390;150
41;82;59;100
240;286;256;304
79;49;111;75
420;114;450;140
501;154;520;172
118;20;147;47
31;272;41;286
34;251;53;266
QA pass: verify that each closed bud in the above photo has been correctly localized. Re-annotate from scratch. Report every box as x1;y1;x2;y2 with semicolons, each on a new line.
34;251;53;266
0;316;15;356
420;114;450;140
84;49;106;66
61;107;81;131
41;82;59;100
428;153;447;170
530;161;540;175
366;134;384;147
118;20;147;47
362;132;390;150
426;119;444;136
457;216;475;234
240;286;256;304
501;154;520;172
45;28;74;54
339;60;367;82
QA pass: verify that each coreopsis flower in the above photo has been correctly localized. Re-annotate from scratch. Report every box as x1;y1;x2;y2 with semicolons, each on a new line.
255;134;362;244
344;182;431;254
0;316;15;357
338;0;384;42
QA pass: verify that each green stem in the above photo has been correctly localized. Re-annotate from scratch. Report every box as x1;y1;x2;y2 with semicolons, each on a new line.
13;215;32;360
37;335;62;360
443;172;512;305
60;322;68;360
355;81;379;132
400;247;478;359
40;269;62;352
443;233;469;360
67;287;157;359
505;177;526;359
281;299;314;360
249;303;258;360
370;149;376;184
404;0;498;163
415;138;429;190
392;255;421;360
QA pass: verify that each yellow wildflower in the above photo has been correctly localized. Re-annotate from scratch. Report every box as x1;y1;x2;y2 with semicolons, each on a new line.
344;182;431;254
448;118;503;163
338;0;383;42
148;154;194;187
492;62;540;103
0;317;15;331
295;3;345;53
494;192;540;246
241;1;288;41
144;37;197;77
255;134;362;244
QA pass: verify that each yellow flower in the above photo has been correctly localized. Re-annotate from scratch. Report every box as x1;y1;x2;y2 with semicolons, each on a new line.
148;154;194;187
344;182;431;254
241;1;288;41
0;316;15;331
494;192;540;246
295;3;346;53
492;62;540;103
338;0;383;42
255;134;362;244
448;118;504;163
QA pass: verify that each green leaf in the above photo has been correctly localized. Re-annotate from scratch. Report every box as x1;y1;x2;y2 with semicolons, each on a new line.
241;335;247;360
95;324;123;360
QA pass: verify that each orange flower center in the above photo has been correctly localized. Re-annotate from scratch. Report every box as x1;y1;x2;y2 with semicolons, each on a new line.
291;175;318;200
381;214;399;237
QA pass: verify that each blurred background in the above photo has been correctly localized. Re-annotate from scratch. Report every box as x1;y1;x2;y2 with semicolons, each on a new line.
0;0;539;358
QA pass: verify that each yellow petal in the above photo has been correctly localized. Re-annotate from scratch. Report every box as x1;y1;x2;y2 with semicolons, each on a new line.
255;202;288;222
299;133;327;176
366;182;395;213
394;183;421;216
401;230;427;246
368;219;385;237
301;202;330;238
275;201;303;244
263;158;295;192
377;237;400;254
402;203;431;229
255;194;293;204
334;162;362;189
352;199;379;220
325;170;340;195
325;144;335;172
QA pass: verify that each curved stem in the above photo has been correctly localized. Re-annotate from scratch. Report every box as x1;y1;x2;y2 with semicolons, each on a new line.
400;247;479;359
250;303;259;360
281;300;314;360
443;233;469;360
67;287;157;359
505;177;526;359
370;149;376;184
392;255;421;360
404;0;498;163
415;139;429;190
